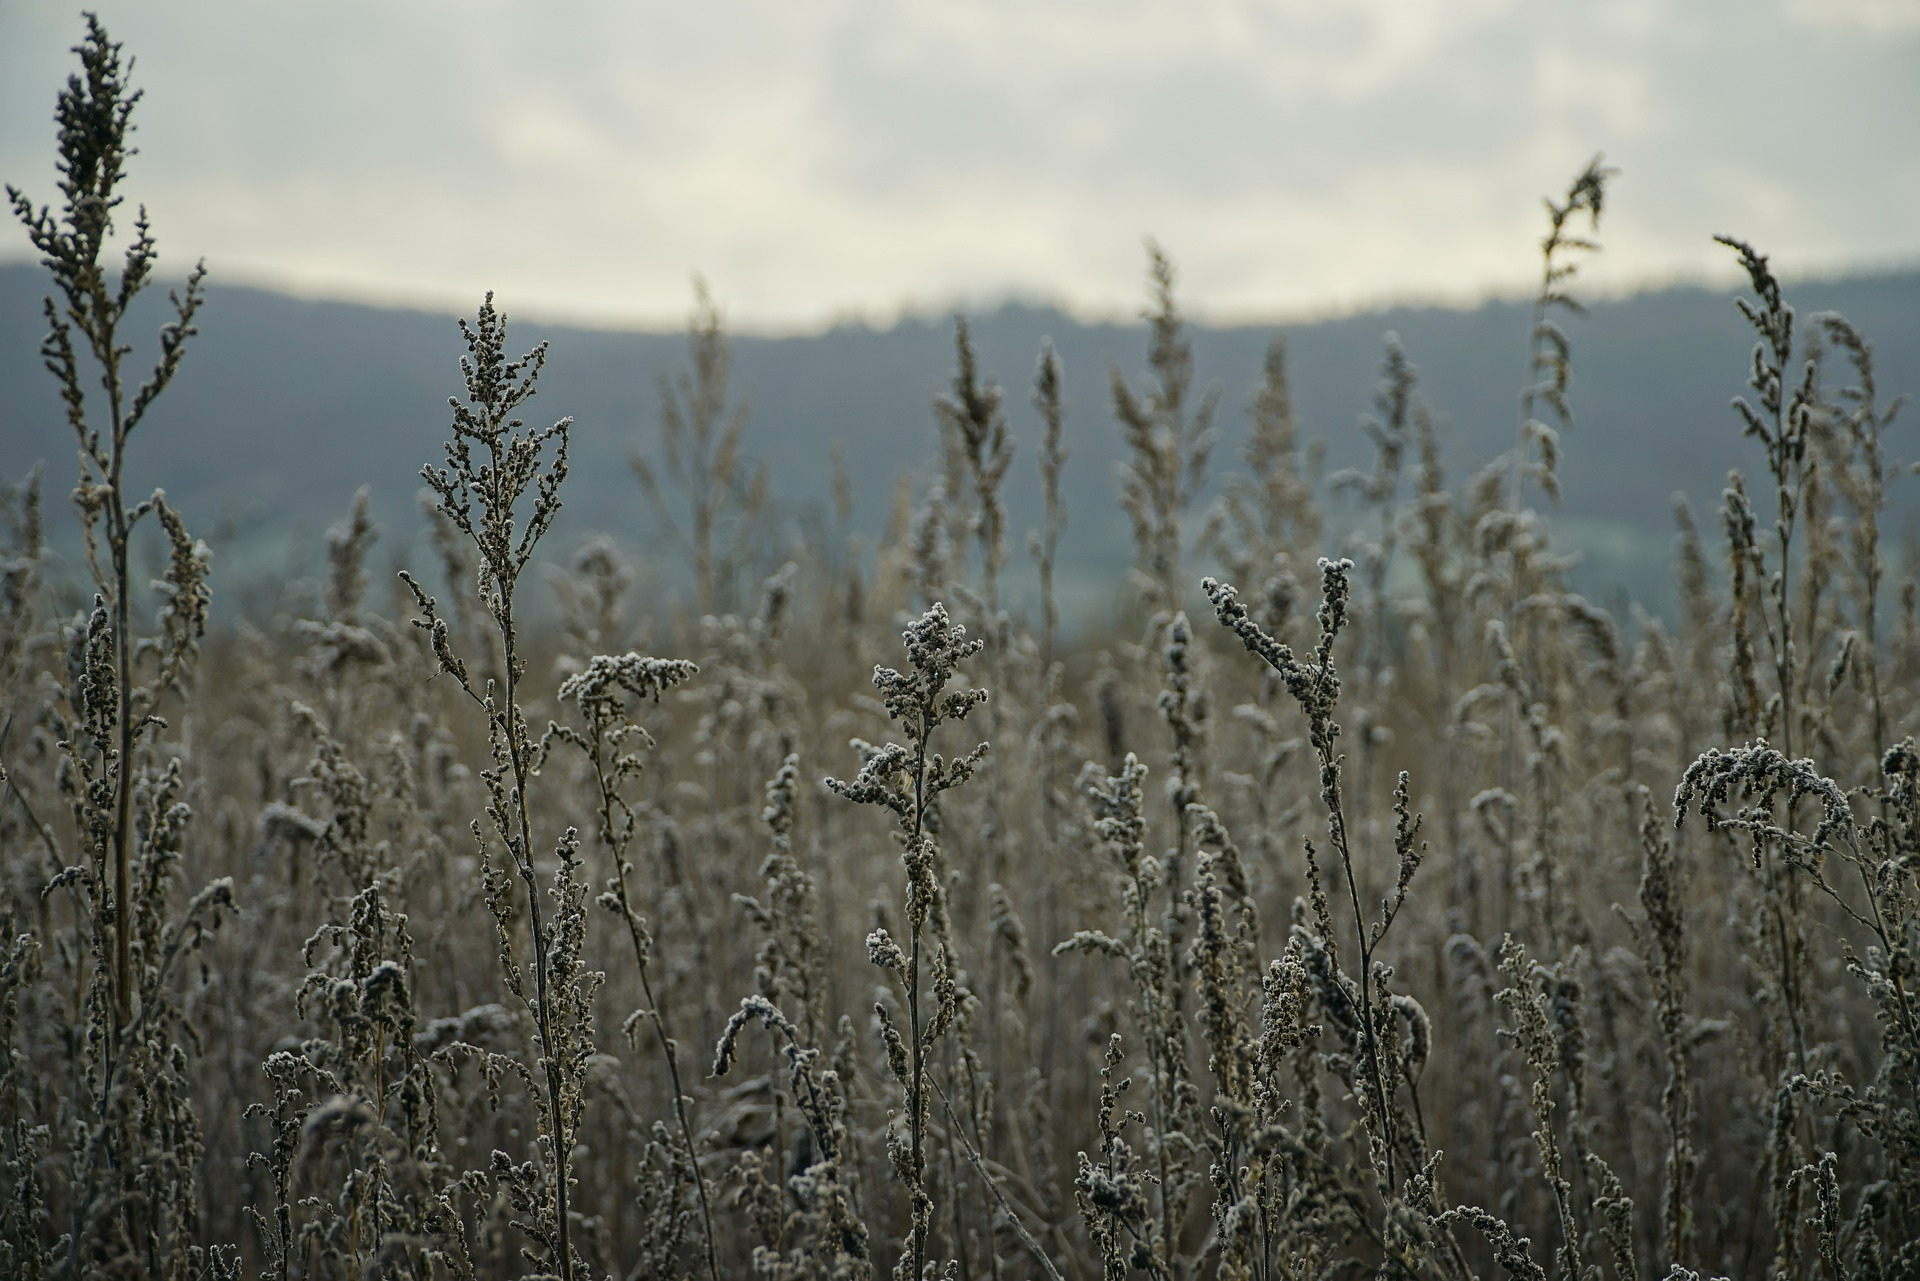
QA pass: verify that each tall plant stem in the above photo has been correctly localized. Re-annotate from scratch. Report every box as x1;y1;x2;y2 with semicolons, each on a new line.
497;590;574;1281
587;734;721;1281
907;705;931;1280
1321;745;1396;1189
107;402;134;1041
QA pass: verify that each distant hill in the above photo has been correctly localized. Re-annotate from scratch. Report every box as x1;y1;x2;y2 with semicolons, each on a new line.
3;263;1916;618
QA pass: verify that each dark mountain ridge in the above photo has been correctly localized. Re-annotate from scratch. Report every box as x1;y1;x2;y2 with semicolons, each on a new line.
3;262;1916;617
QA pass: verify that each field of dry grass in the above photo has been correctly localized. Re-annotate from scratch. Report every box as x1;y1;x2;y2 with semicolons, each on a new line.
3;19;1916;1281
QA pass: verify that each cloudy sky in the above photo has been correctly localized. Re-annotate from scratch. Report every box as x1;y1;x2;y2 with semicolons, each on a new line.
3;1;1916;331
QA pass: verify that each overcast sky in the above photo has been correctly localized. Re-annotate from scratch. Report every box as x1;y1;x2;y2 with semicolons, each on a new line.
3;1;1916;332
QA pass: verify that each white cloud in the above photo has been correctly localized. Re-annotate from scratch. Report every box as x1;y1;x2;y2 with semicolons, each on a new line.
2;0;1914;330
1782;0;1920;35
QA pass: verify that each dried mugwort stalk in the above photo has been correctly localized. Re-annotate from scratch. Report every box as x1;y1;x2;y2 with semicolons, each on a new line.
547;649;716;1281
828;603;989;1280
400;295;591;1281
1113;243;1219;621
9;18;233;1279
